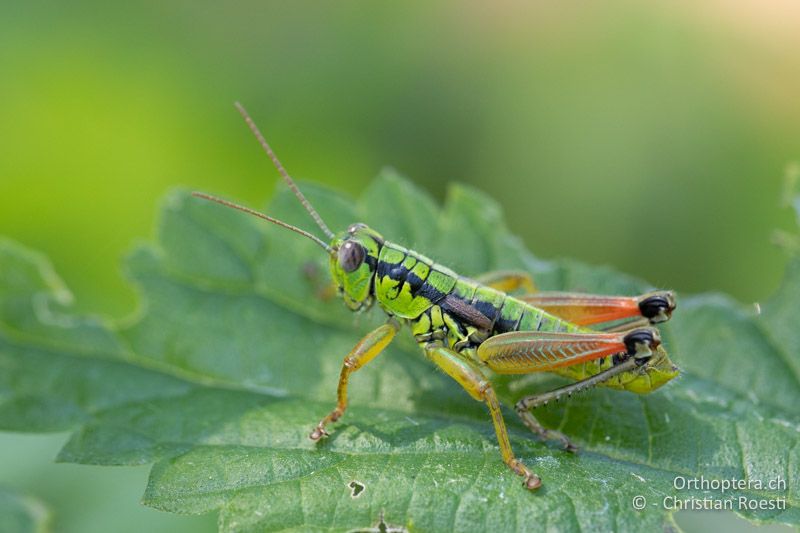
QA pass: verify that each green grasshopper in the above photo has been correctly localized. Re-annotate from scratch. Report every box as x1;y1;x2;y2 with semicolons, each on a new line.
193;103;680;490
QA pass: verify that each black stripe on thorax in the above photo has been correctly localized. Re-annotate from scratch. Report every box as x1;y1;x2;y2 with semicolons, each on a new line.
416;279;446;305
376;260;396;281
376;250;431;297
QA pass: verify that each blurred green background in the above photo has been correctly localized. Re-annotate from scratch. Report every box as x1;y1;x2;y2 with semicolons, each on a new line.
1;1;798;531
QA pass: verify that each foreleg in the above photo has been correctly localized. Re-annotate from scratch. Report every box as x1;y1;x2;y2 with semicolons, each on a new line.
310;320;399;440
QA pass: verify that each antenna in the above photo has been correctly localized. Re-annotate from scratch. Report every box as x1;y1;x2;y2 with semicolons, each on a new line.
191;192;333;253
234;102;335;239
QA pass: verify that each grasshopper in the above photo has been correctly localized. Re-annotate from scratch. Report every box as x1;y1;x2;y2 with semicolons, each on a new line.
193;103;680;490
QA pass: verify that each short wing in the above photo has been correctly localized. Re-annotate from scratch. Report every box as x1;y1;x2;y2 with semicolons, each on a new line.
520;291;674;327
477;330;630;375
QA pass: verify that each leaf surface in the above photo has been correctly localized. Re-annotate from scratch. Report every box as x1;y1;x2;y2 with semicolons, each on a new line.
0;172;798;531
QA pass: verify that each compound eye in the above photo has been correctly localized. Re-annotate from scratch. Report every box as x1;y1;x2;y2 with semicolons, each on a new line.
338;241;366;273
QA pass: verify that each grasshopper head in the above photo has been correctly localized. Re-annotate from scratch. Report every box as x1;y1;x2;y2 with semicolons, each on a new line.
329;223;384;312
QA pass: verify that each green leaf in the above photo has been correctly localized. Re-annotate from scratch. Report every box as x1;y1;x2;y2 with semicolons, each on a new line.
0;488;50;533
1;170;798;531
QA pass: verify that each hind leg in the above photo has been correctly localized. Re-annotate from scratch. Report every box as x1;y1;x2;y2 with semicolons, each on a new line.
515;355;644;452
514;400;578;453
423;343;541;490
